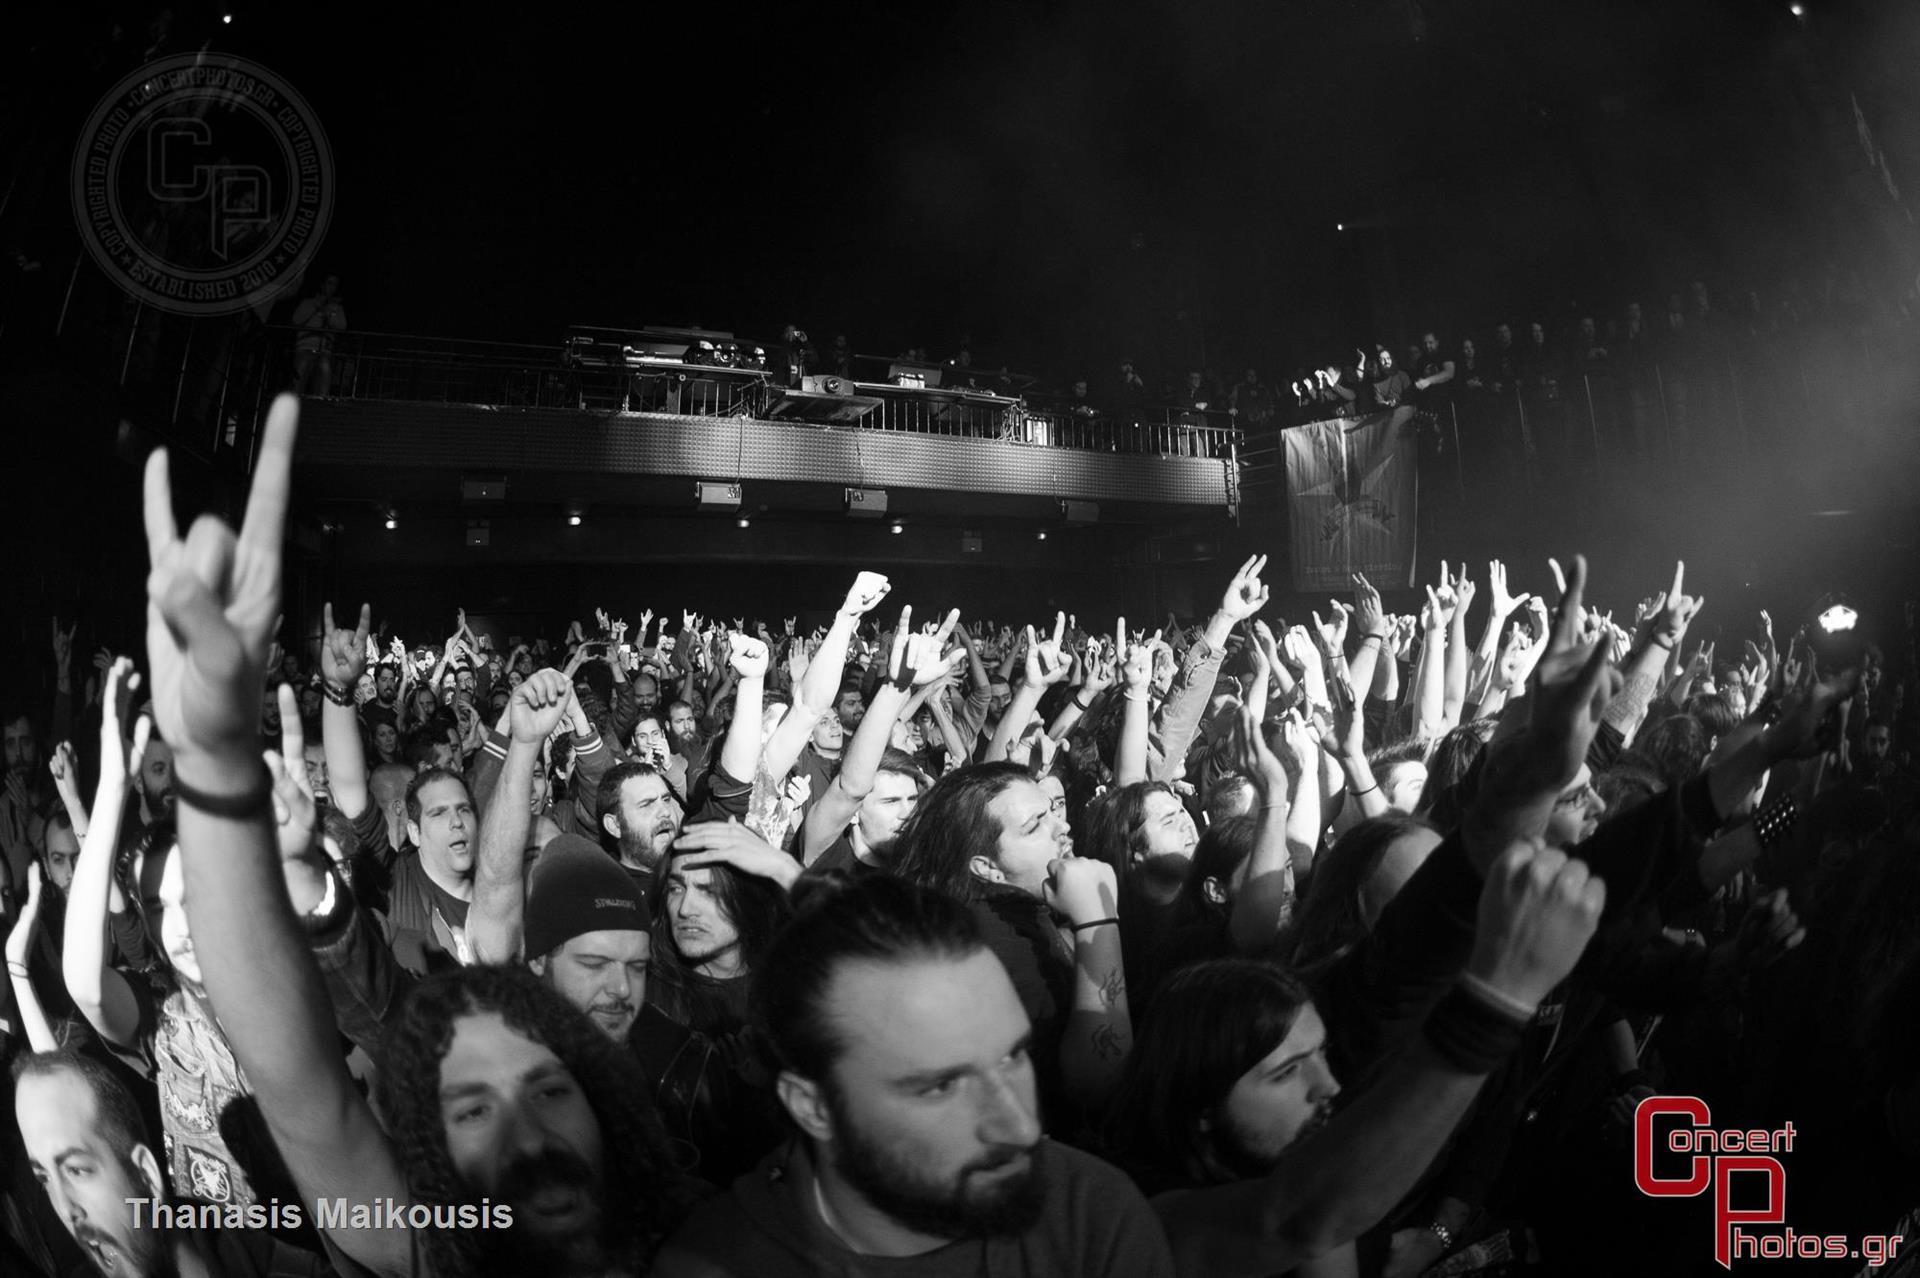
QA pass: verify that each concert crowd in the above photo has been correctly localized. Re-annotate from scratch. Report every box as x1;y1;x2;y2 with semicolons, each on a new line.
2;394;1917;1277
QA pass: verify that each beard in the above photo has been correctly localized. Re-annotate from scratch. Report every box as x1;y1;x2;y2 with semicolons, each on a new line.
826;1088;1045;1241
73;1214;163;1278
482;1147;615;1274
1212;1098;1335;1182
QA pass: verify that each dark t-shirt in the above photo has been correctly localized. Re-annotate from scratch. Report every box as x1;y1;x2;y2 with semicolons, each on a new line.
804;834;884;879
385;852;470;972
654;1139;1177;1278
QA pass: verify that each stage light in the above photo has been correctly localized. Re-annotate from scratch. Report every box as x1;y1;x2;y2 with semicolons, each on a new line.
890;520;904;535
1789;2;1804;15
567;514;582;527
222;13;233;23
1037;529;1048;541
1336;222;1345;231
384;516;397;530
736;516;750;529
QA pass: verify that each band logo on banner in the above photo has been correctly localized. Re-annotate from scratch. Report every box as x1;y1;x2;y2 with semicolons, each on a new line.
1283;408;1418;592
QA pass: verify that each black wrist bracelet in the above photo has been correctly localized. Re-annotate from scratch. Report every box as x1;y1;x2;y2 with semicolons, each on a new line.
1072;693;1092;710
1424;985;1530;1074
1070;917;1120;934
172;772;274;820
322;680;355;707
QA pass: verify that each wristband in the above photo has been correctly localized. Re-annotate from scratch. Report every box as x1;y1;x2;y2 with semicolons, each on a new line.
6;963;29;980
1647;635;1675;652
322;680;356;707
1069;917;1120;934
1346;783;1379;797
1425;984;1531;1074
1358;633;1385;648
1072;693;1093;710
1456;971;1540;1021
1752;794;1799;852
172;772;274;820
1426;1221;1455;1252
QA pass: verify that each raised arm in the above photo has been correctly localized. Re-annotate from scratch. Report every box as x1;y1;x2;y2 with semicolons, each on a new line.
6;864;58;1052
1154;557;1270;781
1114;629;1155;787
1164;838;1603;1277
1228;706;1299;952
318;601;372;820
719;634;769;784
987;618;1072;763
144;395;415;1276
764;573;891;781
61;659;146;1050
1607;562;1703;746
805;616;915;855
1047;857;1135;1107
467;670;573;965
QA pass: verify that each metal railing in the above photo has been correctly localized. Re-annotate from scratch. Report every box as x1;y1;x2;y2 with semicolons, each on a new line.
209;327;1244;461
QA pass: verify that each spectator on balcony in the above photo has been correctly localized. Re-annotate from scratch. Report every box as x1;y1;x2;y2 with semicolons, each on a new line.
1363;345;1411;412
1575;315;1611;372
1662;297;1694;366
1487;321;1519;399
1412;331;1454;410
1067;379;1098;418
1455;336;1486;404
1228;367;1276;432
1112;359;1148;420
1620;300;1655;366
290;273;346;397
1690;279;1718;336
779;325;816;386
1521;320;1562;401
826;334;852;378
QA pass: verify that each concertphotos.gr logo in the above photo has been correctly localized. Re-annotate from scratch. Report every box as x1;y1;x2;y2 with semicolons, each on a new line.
70;52;333;317
1634;1095;1906;1269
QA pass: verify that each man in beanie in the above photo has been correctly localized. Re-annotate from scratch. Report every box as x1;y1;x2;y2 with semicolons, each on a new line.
468;670;788;1179
525;833;654;1041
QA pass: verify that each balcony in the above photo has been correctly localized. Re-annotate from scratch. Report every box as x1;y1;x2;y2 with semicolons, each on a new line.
240;329;1242;514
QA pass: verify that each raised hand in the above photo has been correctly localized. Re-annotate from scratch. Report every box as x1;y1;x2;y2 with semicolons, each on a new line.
1026;614;1073;687
1219;554;1271;623
1524;554;1623;786
52;618;76;675
1351;572;1389;638
1487;559;1528;619
840;571;893;619
48;741;78;792
143;393;295;765
263;684;318;862
509;669;574;745
319;602;371;688
672;818;800;890
905;631;966;688
1468;838;1606;1011
1231;703;1290;796
1043;856;1118;929
1311;600;1352;654
1646;560;1705;647
784;773;813;812
730;634;770;680
1120;619;1154;694
98;658;150;786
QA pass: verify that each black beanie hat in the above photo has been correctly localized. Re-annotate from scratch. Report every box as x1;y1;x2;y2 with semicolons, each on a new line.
524;833;651;959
